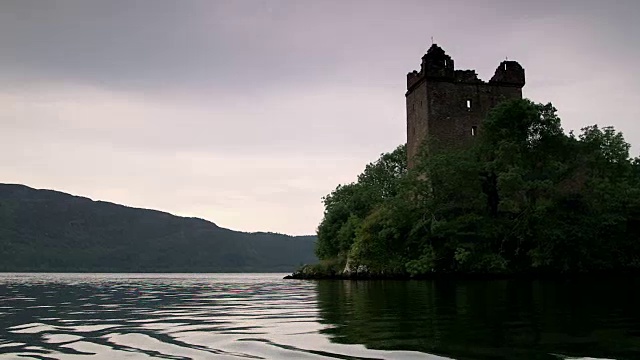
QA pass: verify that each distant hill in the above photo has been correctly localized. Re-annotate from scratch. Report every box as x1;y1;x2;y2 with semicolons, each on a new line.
0;184;318;272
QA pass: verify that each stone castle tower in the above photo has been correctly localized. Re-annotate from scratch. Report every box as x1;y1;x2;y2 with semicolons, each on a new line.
406;44;525;168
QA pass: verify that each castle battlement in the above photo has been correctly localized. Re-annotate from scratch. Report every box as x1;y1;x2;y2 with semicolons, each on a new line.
406;44;525;168
406;45;525;92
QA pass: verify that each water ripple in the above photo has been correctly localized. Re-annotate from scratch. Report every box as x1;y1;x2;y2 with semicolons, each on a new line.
0;273;445;360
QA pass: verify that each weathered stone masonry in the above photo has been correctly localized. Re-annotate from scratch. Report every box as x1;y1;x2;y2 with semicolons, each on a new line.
406;44;526;168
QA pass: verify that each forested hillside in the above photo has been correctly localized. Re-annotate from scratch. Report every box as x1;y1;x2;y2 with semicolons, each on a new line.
0;184;317;272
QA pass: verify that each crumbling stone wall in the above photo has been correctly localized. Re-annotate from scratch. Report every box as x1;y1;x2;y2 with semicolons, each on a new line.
406;44;525;168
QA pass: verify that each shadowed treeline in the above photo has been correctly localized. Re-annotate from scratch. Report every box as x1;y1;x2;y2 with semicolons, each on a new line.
313;99;640;277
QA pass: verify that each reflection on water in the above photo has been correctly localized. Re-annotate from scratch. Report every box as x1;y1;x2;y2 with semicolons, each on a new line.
0;274;638;360
316;279;640;360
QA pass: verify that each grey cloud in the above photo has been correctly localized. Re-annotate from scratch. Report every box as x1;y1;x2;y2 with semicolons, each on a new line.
3;0;634;93
1;0;639;234
0;84;404;157
0;1;297;91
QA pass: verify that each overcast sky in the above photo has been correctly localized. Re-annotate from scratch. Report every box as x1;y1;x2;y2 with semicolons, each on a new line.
1;0;638;235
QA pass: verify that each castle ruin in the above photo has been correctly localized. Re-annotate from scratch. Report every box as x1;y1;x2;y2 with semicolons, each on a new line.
406;44;525;168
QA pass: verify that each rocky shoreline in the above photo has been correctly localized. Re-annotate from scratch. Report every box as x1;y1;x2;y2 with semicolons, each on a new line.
283;264;640;281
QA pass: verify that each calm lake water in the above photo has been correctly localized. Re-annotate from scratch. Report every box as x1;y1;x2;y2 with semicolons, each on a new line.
0;273;639;360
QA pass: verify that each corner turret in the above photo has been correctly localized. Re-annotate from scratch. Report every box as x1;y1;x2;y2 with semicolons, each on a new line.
406;44;456;91
421;44;454;80
490;60;525;87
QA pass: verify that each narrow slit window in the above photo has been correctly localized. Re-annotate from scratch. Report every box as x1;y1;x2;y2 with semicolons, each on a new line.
466;99;472;110
504;63;507;70
471;126;477;137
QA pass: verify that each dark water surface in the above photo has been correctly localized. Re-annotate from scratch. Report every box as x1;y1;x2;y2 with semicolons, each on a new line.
0;274;639;360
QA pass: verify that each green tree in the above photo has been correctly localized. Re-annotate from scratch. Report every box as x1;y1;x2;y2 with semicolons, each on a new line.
315;145;407;261
312;98;640;277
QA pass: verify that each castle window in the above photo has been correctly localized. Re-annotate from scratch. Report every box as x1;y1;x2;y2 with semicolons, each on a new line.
466;99;472;110
471;126;477;136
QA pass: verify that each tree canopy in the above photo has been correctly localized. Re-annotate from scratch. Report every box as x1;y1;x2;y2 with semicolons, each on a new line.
313;99;640;276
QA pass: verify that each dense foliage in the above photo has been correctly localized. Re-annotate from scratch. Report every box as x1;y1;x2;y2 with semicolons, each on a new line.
0;184;317;272
314;99;640;276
